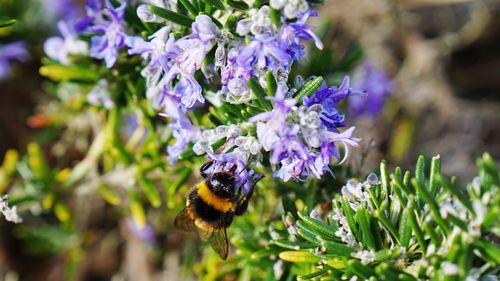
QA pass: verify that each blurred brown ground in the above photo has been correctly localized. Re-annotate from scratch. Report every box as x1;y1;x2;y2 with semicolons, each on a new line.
319;0;500;181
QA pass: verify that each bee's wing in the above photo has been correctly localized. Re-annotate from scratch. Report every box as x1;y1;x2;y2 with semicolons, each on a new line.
174;206;196;232
202;228;229;260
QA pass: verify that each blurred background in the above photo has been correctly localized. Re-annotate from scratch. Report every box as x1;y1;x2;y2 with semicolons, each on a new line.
1;0;499;280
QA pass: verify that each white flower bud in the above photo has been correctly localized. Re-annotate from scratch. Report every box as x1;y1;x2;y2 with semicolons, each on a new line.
0;195;22;224
215;44;226;68
137;5;159;22
193;141;208;155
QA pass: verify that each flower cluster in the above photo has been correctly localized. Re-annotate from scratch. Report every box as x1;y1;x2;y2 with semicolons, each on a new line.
251;82;359;181
44;21;89;65
40;0;361;183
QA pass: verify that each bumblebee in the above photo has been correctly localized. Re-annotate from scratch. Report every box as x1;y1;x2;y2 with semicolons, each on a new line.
174;161;262;259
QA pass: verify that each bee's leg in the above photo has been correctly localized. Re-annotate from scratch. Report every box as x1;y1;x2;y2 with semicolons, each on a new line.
235;186;253;215
229;164;238;174
235;174;263;215
200;161;214;178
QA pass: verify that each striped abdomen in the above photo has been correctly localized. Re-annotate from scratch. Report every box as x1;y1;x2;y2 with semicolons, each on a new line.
188;182;235;230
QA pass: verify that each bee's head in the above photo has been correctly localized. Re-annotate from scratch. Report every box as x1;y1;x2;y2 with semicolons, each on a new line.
208;172;237;199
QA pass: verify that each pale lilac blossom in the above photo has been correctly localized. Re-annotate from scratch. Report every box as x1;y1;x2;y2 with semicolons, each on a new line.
236;36;291;73
87;79;114;109
44;21;89;65
250;84;296;150
167;115;200;162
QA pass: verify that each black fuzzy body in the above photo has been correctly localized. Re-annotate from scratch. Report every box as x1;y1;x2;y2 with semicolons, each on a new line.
188;188;235;229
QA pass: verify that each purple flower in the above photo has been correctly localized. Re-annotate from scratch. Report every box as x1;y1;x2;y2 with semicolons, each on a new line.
44;21;89;65
164;15;219;107
76;0;127;68
237;36;292;72
127;219;156;245
220;46;255;103
128;15;219;110
0;42;30;79
127;27;182;107
166;113;200;163
249;84;296;150
304;76;363;131
318;127;359;166
349;62;395;117
249;79;360;181
270;125;323;181
126;15;220;162
278;11;323;62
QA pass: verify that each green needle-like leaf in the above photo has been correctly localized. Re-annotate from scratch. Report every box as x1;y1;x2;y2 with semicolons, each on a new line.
272;239;316;250
39;64;100;82
248;77;272;111
265;71;277;96
279;250;321;263
0;19;16;28
356;208;376;250
297;269;328;280
177;0;198;16
320;239;356;257
149;5;194;26
346;260;376;279
415;155;426;189
129;189;146;228
205;0;225;10
295;76;323;100
429;155;441;196
138;175;161;208
296;222;322;244
225;0;249;10
411;178;450;235
340;198;361;242
406;200;427;254
298;211;339;241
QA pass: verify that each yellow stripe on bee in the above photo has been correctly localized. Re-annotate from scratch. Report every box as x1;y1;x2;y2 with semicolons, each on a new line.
197;182;234;212
186;207;215;232
194;219;215;232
